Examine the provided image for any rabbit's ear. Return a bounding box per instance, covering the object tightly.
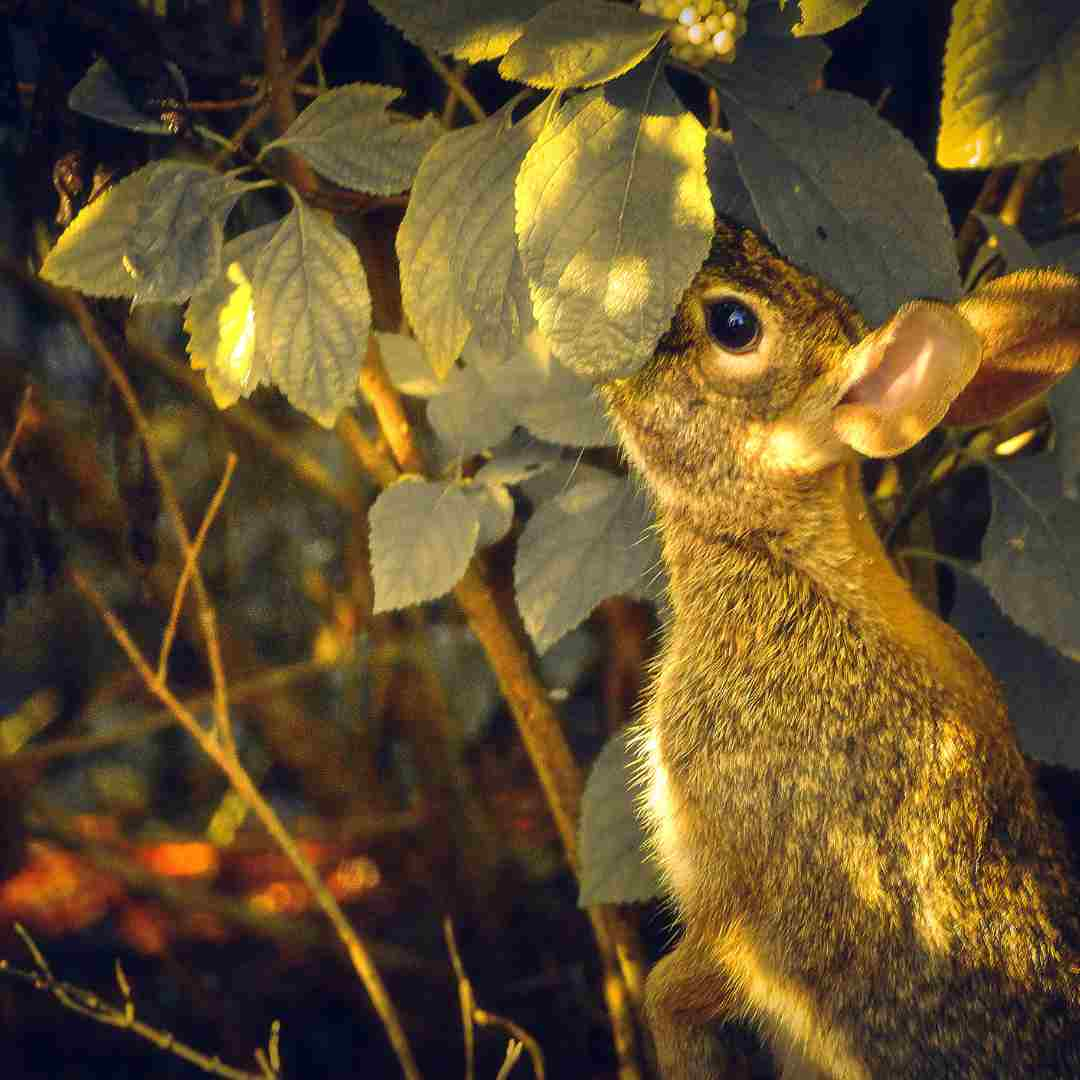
[831,301,981,458]
[943,269,1080,426]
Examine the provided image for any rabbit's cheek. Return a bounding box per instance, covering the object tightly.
[759,415,853,476]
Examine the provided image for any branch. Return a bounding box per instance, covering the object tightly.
[71,569,421,1080]
[3,926,279,1080]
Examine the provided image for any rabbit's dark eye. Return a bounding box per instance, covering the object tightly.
[706,299,760,353]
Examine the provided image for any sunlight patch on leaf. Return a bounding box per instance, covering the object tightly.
[448,103,545,363]
[377,332,442,398]
[368,0,545,61]
[938,1,1080,169]
[264,83,442,194]
[515,61,713,380]
[499,0,667,90]
[253,202,372,427]
[185,224,277,410]
[785,0,869,37]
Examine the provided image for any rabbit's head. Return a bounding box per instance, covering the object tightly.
[605,220,1080,540]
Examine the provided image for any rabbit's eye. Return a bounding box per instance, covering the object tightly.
[706,299,760,353]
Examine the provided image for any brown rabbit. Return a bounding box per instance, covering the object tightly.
[602,220,1080,1078]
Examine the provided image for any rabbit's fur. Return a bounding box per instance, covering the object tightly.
[603,221,1080,1078]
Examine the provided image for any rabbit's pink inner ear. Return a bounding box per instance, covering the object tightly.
[831,302,981,458]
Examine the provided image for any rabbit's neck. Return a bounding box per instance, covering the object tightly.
[655,462,993,737]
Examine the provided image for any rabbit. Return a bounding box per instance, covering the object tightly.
[601,219,1080,1079]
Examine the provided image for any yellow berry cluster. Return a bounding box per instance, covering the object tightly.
[640,1,750,66]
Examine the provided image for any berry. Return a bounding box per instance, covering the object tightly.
[648,0,750,68]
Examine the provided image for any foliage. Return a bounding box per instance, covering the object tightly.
[5,0,1080,1076]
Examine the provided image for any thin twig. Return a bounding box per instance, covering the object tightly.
[474,1010,545,1080]
[129,336,362,513]
[57,291,232,744]
[70,570,421,1080]
[444,919,477,1080]
[4,926,278,1080]
[13,659,327,767]
[444,918,545,1080]
[424,49,487,124]
[159,453,237,686]
[348,334,646,1077]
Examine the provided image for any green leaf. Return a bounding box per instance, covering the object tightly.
[426,361,517,456]
[499,0,666,90]
[126,163,248,303]
[470,329,614,447]
[368,0,545,61]
[252,201,372,427]
[474,441,562,485]
[705,132,760,232]
[264,83,442,194]
[725,90,960,326]
[514,471,658,653]
[369,477,479,612]
[462,480,515,547]
[950,576,1080,768]
[68,59,176,135]
[41,168,152,297]
[516,61,713,380]
[939,0,1080,169]
[786,0,869,36]
[579,728,661,907]
[447,104,545,362]
[706,4,830,106]
[975,457,1080,658]
[41,162,247,303]
[185,224,277,410]
[396,121,490,377]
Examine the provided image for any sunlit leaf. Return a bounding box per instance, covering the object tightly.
[725,90,960,325]
[125,163,249,303]
[939,0,1080,169]
[516,61,713,380]
[253,201,372,427]
[41,168,152,297]
[368,0,545,61]
[499,0,666,89]
[474,440,562,485]
[41,162,247,303]
[369,477,479,612]
[377,332,442,397]
[185,224,277,409]
[448,103,544,362]
[784,0,869,36]
[265,83,442,194]
[397,121,491,377]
